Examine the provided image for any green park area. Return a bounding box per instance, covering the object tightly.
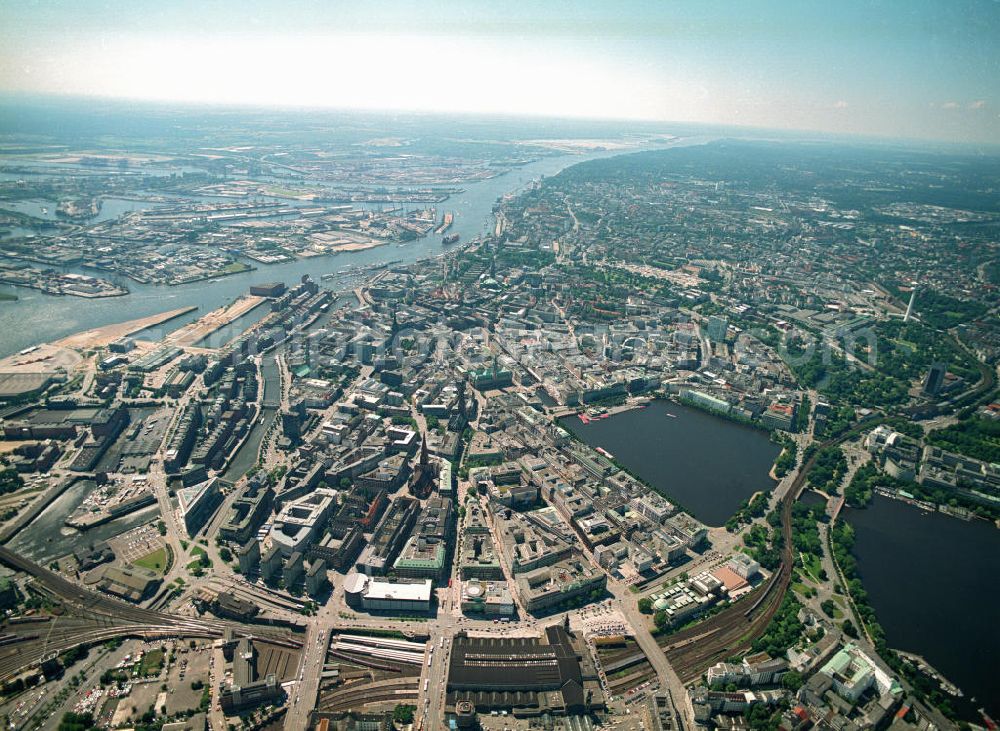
[133,546,170,576]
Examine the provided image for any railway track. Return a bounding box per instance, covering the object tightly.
[0,624,216,672]
[659,420,877,682]
[319,680,419,713]
[0,545,302,681]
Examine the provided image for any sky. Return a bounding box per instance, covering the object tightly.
[1,0,998,143]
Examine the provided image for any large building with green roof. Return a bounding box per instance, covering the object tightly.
[820,643,902,703]
[393,536,447,579]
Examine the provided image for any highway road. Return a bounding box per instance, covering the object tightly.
[284,624,330,731]
[607,580,696,727]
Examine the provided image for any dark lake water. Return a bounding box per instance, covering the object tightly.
[846,497,1000,719]
[559,399,780,526]
[800,490,828,508]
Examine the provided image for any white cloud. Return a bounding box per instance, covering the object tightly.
[832,100,849,109]
[968,100,986,110]
[941,101,960,110]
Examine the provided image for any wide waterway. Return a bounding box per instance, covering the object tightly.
[845,497,1000,720]
[559,399,780,526]
[0,138,708,358]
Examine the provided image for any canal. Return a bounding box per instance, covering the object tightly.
[7,479,159,565]
[9,343,285,562]
[845,497,1000,720]
[222,354,281,483]
[559,399,780,526]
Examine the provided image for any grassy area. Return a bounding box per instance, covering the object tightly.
[791,581,817,599]
[786,319,979,410]
[800,552,823,583]
[186,546,211,577]
[140,649,164,677]
[926,416,1000,463]
[133,547,169,575]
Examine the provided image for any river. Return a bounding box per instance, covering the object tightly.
[0,137,708,357]
[559,399,780,526]
[845,497,1000,720]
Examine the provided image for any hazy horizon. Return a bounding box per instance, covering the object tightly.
[4,93,998,154]
[1,1,998,145]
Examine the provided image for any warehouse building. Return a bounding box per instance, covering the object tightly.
[97,565,161,603]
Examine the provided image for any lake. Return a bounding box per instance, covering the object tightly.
[846,497,1000,720]
[559,399,780,526]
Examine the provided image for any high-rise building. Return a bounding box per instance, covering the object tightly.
[306,559,327,596]
[237,539,260,575]
[261,544,282,582]
[281,409,302,443]
[922,362,946,396]
[706,315,728,342]
[904,288,917,323]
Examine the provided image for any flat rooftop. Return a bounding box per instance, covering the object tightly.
[365,577,433,602]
